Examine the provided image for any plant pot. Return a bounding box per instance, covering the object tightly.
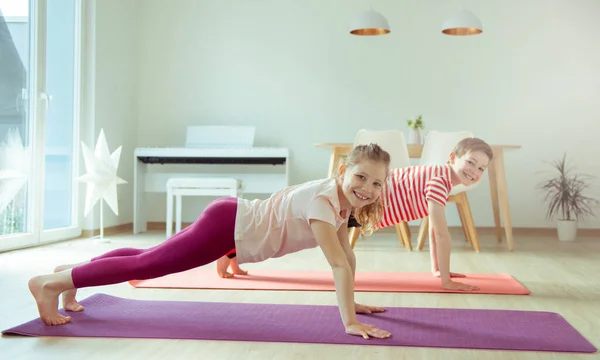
[409,128,422,144]
[556,219,577,241]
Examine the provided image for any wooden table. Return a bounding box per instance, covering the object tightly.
[315,142,521,251]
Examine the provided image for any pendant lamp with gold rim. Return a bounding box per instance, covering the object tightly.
[442,8,482,36]
[349,7,390,36]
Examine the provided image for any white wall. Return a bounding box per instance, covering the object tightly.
[81,0,139,230]
[95,0,600,229]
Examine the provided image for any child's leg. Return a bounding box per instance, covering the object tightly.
[29,197,238,325]
[216,249,242,278]
[53,261,88,312]
[55,221,197,311]
[72,197,237,286]
[90,223,195,261]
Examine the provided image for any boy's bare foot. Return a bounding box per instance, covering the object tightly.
[232,267,248,275]
[230,258,248,275]
[54,264,84,312]
[218,271,234,278]
[216,256,234,278]
[28,275,71,325]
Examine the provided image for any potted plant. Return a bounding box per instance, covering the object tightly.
[406,115,424,144]
[536,153,599,241]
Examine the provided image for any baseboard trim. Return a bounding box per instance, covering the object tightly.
[379,225,600,237]
[78,222,600,238]
[80,223,134,238]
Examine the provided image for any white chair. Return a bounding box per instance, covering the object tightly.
[416,130,481,251]
[350,129,413,250]
[166,178,240,238]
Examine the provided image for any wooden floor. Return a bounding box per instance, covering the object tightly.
[0,230,598,359]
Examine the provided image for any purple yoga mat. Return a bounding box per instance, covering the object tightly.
[2,294,596,353]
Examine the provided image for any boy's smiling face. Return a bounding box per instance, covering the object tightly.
[448,150,490,186]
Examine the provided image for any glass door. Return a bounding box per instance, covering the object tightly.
[0,0,38,250]
[39,0,81,243]
[0,0,82,251]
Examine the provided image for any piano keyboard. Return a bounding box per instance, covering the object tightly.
[135,146,288,158]
[135,147,289,165]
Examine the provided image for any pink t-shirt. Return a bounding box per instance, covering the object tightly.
[379,164,453,228]
[234,178,349,264]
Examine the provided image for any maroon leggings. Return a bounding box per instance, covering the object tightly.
[71,197,237,288]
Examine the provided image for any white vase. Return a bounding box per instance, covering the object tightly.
[409,128,422,144]
[556,219,577,241]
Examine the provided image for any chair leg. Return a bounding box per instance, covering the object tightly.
[166,189,173,238]
[456,193,480,252]
[349,227,360,249]
[175,194,182,233]
[401,221,412,250]
[456,202,471,243]
[395,222,412,251]
[417,216,429,251]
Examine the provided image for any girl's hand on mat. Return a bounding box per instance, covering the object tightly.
[433,270,466,278]
[443,280,479,291]
[355,303,386,314]
[345,322,391,339]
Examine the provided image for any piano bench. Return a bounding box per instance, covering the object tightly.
[165,177,240,238]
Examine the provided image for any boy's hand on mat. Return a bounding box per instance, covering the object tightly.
[442,280,479,291]
[355,303,386,314]
[345,322,391,340]
[433,270,465,278]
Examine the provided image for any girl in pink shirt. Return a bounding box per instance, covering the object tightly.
[28,144,392,340]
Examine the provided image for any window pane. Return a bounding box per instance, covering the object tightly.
[43,0,76,230]
[0,2,32,236]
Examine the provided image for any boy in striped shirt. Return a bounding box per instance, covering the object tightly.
[351,137,494,291]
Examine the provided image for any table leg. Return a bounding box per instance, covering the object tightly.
[487,156,503,243]
[417,216,429,251]
[133,158,147,234]
[328,149,337,178]
[493,150,515,251]
[458,193,480,252]
[328,147,352,178]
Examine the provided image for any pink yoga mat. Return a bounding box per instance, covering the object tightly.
[129,268,530,295]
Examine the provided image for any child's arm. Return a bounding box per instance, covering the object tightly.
[310,219,390,339]
[336,221,356,280]
[337,223,386,315]
[430,229,465,278]
[428,200,479,291]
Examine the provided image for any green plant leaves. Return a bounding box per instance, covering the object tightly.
[536,153,599,222]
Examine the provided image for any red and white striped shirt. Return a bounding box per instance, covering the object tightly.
[378,164,453,228]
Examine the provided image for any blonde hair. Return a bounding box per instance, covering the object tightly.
[334,143,391,236]
[453,137,494,162]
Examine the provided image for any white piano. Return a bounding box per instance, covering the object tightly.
[133,126,289,234]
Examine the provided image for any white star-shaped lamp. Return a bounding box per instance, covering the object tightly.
[76,129,127,237]
[0,128,30,216]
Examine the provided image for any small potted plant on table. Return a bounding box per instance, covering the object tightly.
[406,115,424,144]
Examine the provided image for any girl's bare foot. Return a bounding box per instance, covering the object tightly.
[54,264,85,312]
[28,274,71,325]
